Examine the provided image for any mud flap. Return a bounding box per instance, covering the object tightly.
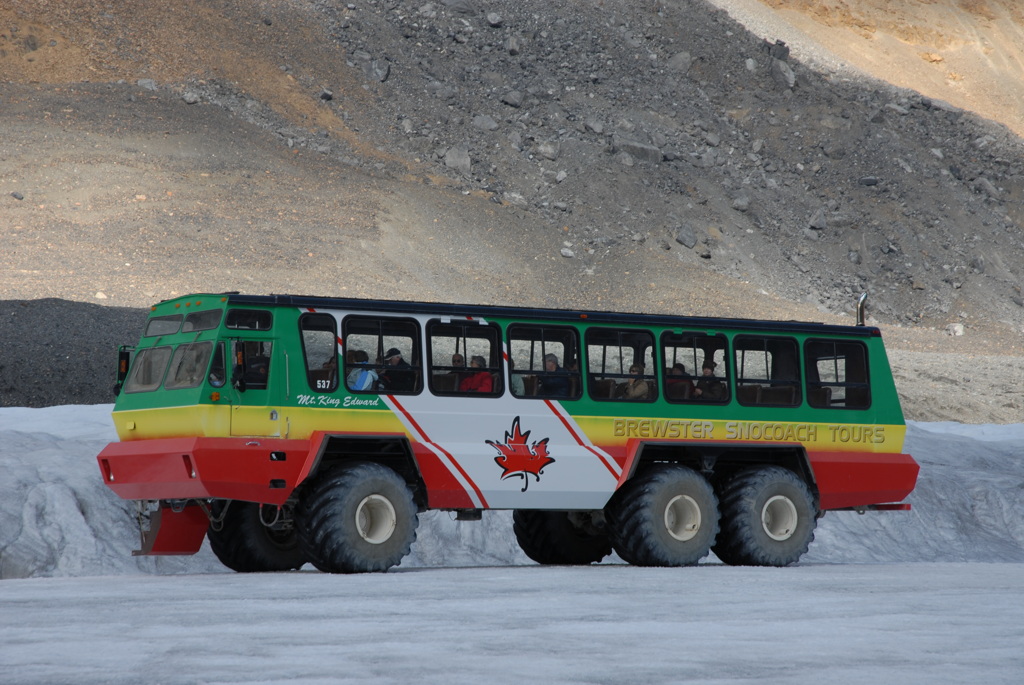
[134,503,209,556]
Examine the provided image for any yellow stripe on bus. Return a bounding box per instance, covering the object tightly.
[574,416,907,453]
[114,405,905,454]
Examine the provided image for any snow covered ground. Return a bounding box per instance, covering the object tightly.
[1,405,1023,684]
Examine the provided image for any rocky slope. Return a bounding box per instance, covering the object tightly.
[1,0,1023,421]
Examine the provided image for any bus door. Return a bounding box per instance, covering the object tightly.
[227,338,282,437]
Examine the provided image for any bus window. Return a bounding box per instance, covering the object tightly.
[123,346,172,393]
[343,317,422,394]
[427,320,502,396]
[232,341,272,390]
[300,314,339,392]
[209,342,226,388]
[734,336,801,406]
[226,309,273,331]
[507,324,581,399]
[164,342,214,390]
[585,328,655,401]
[182,309,223,333]
[144,315,182,337]
[805,339,870,409]
[661,333,729,403]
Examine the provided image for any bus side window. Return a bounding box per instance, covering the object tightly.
[734,336,801,407]
[507,324,581,400]
[661,332,729,403]
[300,313,339,393]
[427,319,503,396]
[805,339,870,409]
[585,327,656,401]
[342,316,422,394]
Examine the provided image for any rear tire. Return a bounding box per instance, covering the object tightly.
[713,466,817,567]
[207,501,306,573]
[296,462,418,574]
[605,465,719,566]
[512,510,612,565]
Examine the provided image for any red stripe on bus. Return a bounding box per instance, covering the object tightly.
[543,399,620,478]
[387,396,489,508]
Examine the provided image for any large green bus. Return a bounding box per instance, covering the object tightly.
[97,293,918,572]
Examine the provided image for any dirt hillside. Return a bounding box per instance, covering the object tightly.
[1,0,1023,422]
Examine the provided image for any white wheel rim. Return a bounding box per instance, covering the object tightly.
[761,495,799,541]
[664,494,702,542]
[355,494,397,545]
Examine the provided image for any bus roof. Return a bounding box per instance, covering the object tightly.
[199,293,882,339]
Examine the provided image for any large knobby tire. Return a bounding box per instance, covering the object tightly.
[713,466,817,567]
[296,462,418,574]
[512,510,612,565]
[605,465,719,567]
[207,501,306,573]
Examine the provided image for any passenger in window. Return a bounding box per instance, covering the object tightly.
[694,360,725,400]
[459,355,493,393]
[448,353,469,384]
[667,363,695,389]
[346,350,377,391]
[618,364,650,400]
[379,347,415,392]
[538,353,570,397]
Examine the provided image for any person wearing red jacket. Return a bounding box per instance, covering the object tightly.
[459,355,493,393]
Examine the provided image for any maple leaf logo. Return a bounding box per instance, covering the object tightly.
[487,416,554,492]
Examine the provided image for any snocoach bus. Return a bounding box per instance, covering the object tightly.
[97,293,919,573]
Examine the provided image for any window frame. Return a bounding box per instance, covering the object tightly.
[123,346,173,393]
[299,313,340,393]
[426,319,503,397]
[163,341,215,390]
[506,323,581,400]
[342,315,423,395]
[733,335,802,407]
[226,309,273,331]
[181,309,223,333]
[144,315,183,338]
[660,331,730,404]
[584,326,657,402]
[804,338,871,410]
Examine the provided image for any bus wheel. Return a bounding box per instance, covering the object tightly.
[605,465,719,566]
[713,466,817,567]
[513,510,612,565]
[296,462,418,574]
[207,501,306,572]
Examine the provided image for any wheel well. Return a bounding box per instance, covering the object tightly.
[307,435,428,510]
[633,443,819,503]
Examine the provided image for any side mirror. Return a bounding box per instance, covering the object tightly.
[113,346,133,397]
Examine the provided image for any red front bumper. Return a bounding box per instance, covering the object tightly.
[97,436,315,506]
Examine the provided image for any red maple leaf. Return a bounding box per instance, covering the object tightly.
[487,416,554,492]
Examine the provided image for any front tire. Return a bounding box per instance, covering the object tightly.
[513,510,612,565]
[296,462,418,574]
[713,466,817,567]
[605,465,719,566]
[207,501,306,573]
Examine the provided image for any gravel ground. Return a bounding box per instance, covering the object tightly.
[2,0,1023,423]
